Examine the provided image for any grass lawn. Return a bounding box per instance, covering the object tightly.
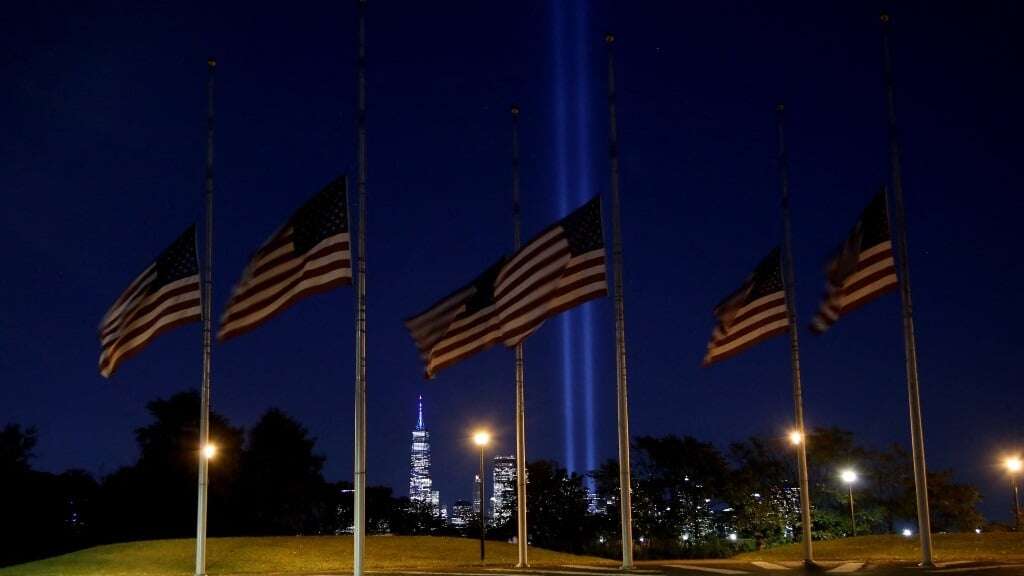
[735,532,1024,563]
[0,535,614,576]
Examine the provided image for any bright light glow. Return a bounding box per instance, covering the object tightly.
[789,430,803,445]
[975,528,982,534]
[902,528,913,537]
[202,444,217,460]
[840,469,858,484]
[1005,456,1023,473]
[728,533,738,542]
[473,431,491,447]
[682,533,690,541]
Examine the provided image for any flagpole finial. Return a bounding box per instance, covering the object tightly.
[207,58,216,68]
[605,32,615,45]
[511,104,520,116]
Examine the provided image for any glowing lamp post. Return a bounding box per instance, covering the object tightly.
[1005,456,1023,530]
[788,430,803,446]
[473,430,491,562]
[202,443,217,460]
[840,469,858,536]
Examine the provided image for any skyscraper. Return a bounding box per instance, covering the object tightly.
[409,395,440,513]
[491,455,516,526]
[472,474,482,516]
[450,499,473,528]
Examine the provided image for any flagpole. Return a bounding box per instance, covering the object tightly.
[194,57,215,576]
[881,13,933,567]
[353,1,368,575]
[604,33,633,570]
[775,104,814,566]
[509,104,530,567]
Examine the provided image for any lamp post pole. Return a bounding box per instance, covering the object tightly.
[473,431,490,563]
[841,470,858,538]
[848,484,856,537]
[1011,472,1022,531]
[479,445,486,562]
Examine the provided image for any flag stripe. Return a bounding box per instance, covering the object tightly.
[101,278,200,346]
[424,307,499,358]
[498,229,606,347]
[100,266,156,328]
[500,275,608,343]
[703,321,789,365]
[100,286,200,360]
[500,254,606,334]
[703,248,788,366]
[222,236,350,322]
[98,226,200,378]
[810,193,897,333]
[405,197,607,377]
[219,179,351,341]
[100,295,201,375]
[219,258,352,339]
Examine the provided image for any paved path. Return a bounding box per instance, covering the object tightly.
[347,561,1024,576]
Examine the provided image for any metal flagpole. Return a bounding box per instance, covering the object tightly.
[195,57,215,576]
[881,13,933,567]
[510,104,529,568]
[604,33,633,570]
[775,104,814,566]
[353,1,368,575]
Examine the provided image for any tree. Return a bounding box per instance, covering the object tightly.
[97,390,244,540]
[525,460,593,553]
[727,436,800,548]
[0,425,102,567]
[927,470,984,532]
[634,435,729,546]
[237,408,327,534]
[590,458,625,552]
[0,423,36,476]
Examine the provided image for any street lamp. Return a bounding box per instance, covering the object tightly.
[840,469,858,537]
[473,430,491,562]
[788,430,803,446]
[1004,456,1022,530]
[202,443,217,460]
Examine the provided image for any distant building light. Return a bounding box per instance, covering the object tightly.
[975,528,982,534]
[682,533,690,541]
[901,528,913,537]
[728,533,738,542]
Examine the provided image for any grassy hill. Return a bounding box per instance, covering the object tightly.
[0,535,613,576]
[735,532,1024,563]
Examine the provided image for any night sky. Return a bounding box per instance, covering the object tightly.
[3,1,1022,524]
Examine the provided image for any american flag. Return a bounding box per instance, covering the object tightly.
[219,177,351,341]
[495,196,608,346]
[810,190,898,333]
[99,225,201,377]
[703,247,789,366]
[404,258,505,378]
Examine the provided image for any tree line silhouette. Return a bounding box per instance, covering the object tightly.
[0,389,985,567]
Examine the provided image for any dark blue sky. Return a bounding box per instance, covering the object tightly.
[3,1,1022,523]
